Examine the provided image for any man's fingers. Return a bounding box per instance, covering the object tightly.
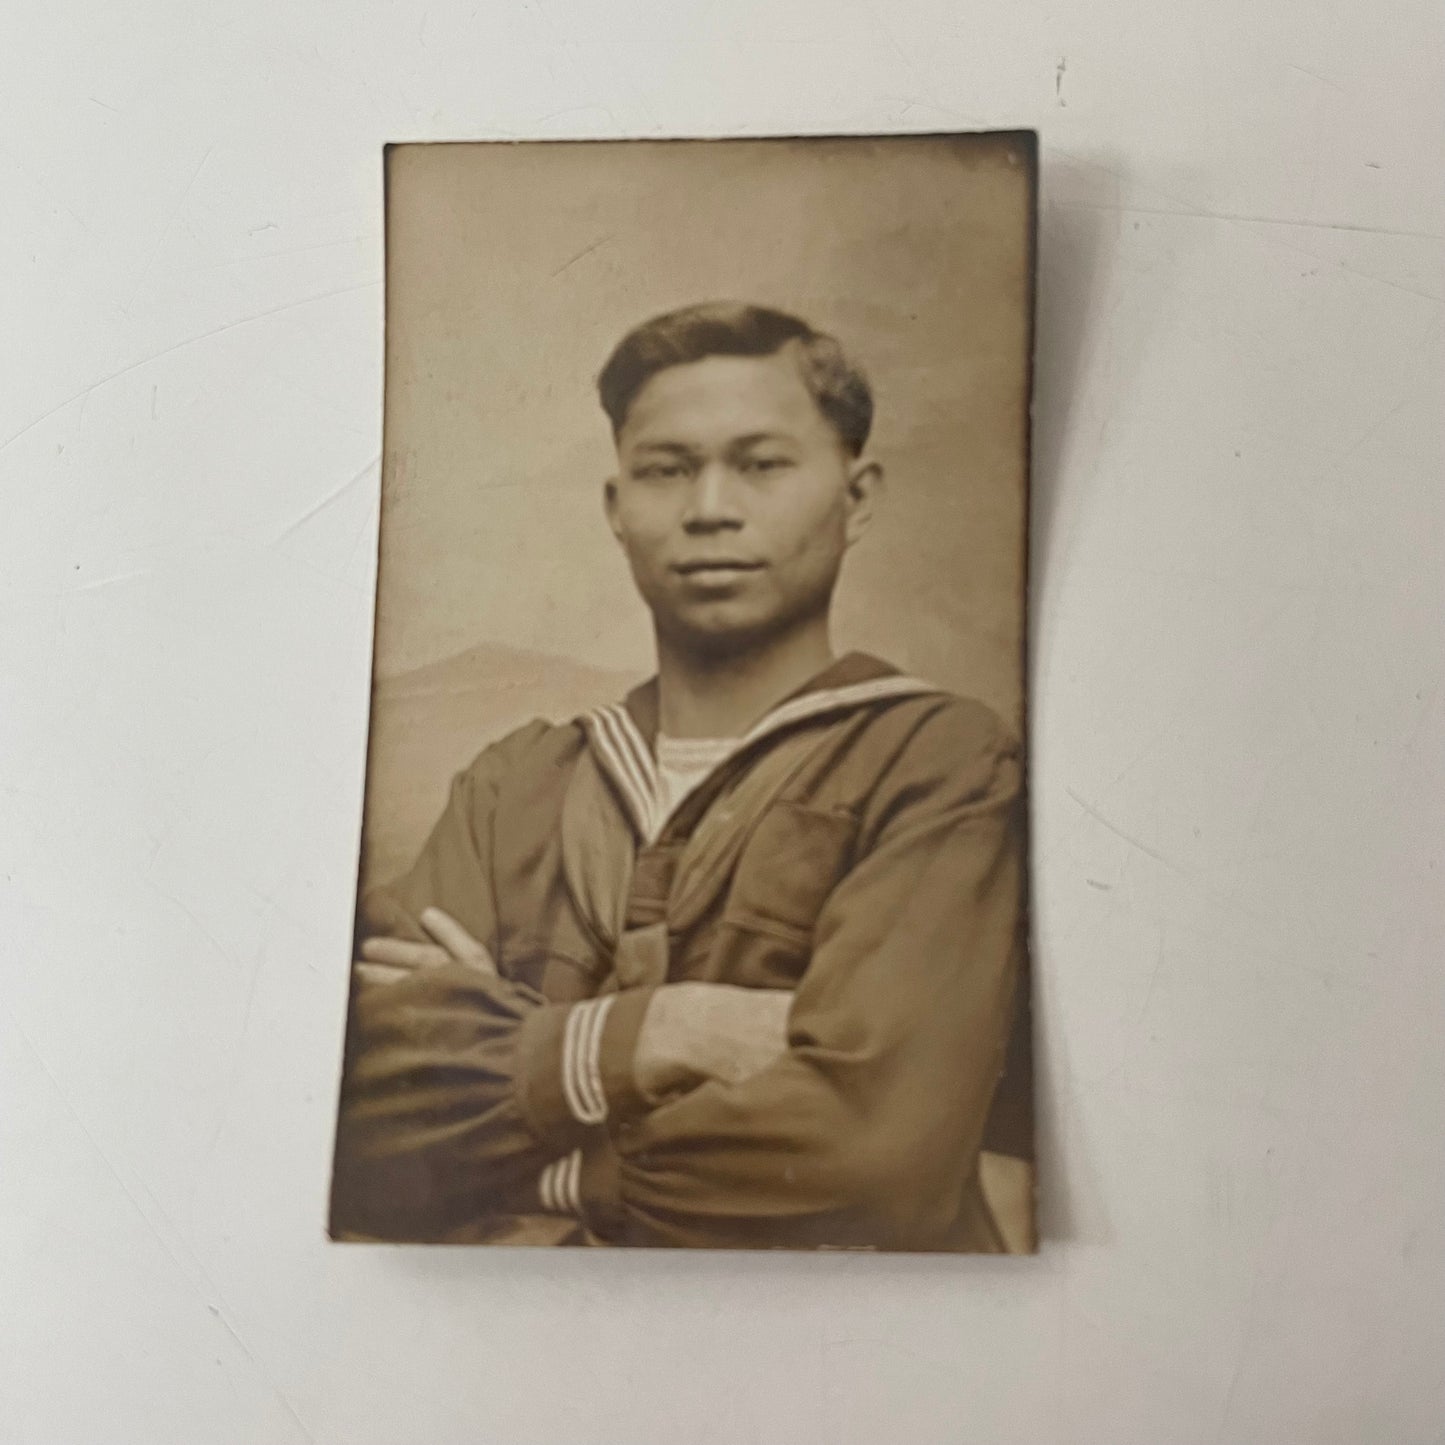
[359,937,449,969]
[358,914,499,976]
[419,908,498,975]
[354,961,414,987]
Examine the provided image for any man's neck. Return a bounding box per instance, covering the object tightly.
[655,621,836,739]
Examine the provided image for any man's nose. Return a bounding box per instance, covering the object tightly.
[682,463,744,531]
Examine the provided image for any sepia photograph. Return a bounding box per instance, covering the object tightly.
[12,3,1443,1434]
[329,132,1038,1252]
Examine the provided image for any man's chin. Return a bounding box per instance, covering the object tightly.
[658,609,778,659]
[647,579,837,662]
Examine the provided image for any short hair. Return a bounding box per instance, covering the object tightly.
[597,302,873,456]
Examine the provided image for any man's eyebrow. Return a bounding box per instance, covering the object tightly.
[625,433,798,457]
[627,440,697,456]
[729,431,797,450]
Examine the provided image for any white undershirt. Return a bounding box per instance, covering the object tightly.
[652,734,738,840]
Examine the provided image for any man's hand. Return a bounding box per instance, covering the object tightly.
[355,908,497,986]
[634,982,793,1102]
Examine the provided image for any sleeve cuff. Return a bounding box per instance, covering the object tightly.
[537,1148,583,1215]
[577,1132,627,1241]
[594,983,657,1121]
[514,987,658,1147]
[513,1002,582,1147]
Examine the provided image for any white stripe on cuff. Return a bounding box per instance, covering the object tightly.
[582,994,614,1122]
[561,996,615,1126]
[538,1149,583,1216]
[560,1001,594,1123]
[565,1147,582,1214]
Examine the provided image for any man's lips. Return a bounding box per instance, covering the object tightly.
[672,559,764,575]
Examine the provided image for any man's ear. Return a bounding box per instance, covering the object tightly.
[603,476,624,543]
[843,459,883,547]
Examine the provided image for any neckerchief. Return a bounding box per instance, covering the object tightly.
[560,655,940,988]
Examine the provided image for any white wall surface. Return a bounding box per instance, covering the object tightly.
[1,3,1441,1443]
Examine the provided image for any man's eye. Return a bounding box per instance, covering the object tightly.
[740,456,792,474]
[634,463,685,480]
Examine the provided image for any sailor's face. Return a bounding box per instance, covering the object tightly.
[605,350,876,654]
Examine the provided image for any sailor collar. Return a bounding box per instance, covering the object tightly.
[578,653,938,843]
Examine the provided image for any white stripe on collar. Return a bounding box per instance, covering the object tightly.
[737,675,941,751]
[583,673,939,842]
[583,704,659,838]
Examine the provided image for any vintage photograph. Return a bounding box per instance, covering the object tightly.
[329,133,1037,1252]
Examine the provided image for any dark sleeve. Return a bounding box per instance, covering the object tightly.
[353,730,520,951]
[330,724,656,1240]
[578,705,1026,1252]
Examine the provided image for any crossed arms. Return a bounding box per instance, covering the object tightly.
[359,907,793,1102]
[331,706,1024,1251]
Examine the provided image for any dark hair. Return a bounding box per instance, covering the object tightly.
[597,301,873,456]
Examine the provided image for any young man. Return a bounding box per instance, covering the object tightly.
[330,302,1028,1251]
